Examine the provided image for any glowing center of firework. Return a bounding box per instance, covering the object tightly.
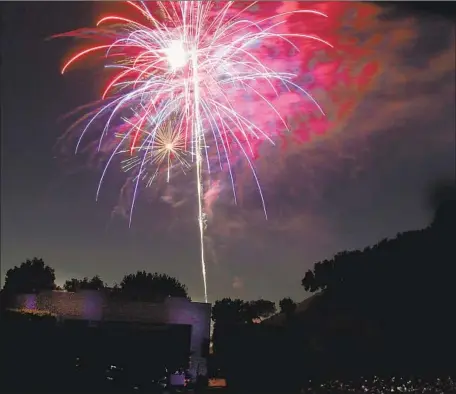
[165,143,173,150]
[164,40,187,70]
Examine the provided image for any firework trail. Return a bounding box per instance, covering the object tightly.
[57,1,332,302]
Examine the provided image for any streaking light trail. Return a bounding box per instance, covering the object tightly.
[57,1,332,302]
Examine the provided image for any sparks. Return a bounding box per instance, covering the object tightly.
[57,1,332,303]
[119,114,189,185]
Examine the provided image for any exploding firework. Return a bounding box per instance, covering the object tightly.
[118,113,190,186]
[57,1,332,302]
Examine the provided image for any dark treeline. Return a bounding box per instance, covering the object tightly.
[1,265,190,304]
[210,192,456,392]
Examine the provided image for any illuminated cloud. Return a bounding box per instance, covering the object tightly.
[202,3,455,301]
[232,276,244,290]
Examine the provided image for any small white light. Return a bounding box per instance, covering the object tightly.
[165,40,187,70]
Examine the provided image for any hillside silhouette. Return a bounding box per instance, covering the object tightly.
[212,189,456,391]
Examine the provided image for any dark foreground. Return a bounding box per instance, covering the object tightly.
[2,311,455,394]
[218,376,456,394]
[303,376,456,393]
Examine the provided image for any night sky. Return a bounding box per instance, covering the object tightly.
[1,2,454,303]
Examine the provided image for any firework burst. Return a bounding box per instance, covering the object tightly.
[58,1,332,302]
[119,113,189,186]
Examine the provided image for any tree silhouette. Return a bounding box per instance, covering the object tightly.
[211,297,276,370]
[63,278,79,292]
[212,298,249,324]
[87,275,104,290]
[0,289,10,312]
[211,298,284,390]
[301,183,456,298]
[297,187,456,377]
[63,275,105,292]
[211,298,248,363]
[428,180,456,233]
[246,299,276,321]
[279,297,297,317]
[117,271,189,302]
[3,258,55,294]
[212,298,276,325]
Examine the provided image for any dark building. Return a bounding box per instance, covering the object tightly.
[10,290,211,381]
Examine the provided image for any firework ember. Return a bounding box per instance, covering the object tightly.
[58,1,334,302]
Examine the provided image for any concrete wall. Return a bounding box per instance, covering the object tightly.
[14,290,104,320]
[102,298,166,323]
[164,297,211,377]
